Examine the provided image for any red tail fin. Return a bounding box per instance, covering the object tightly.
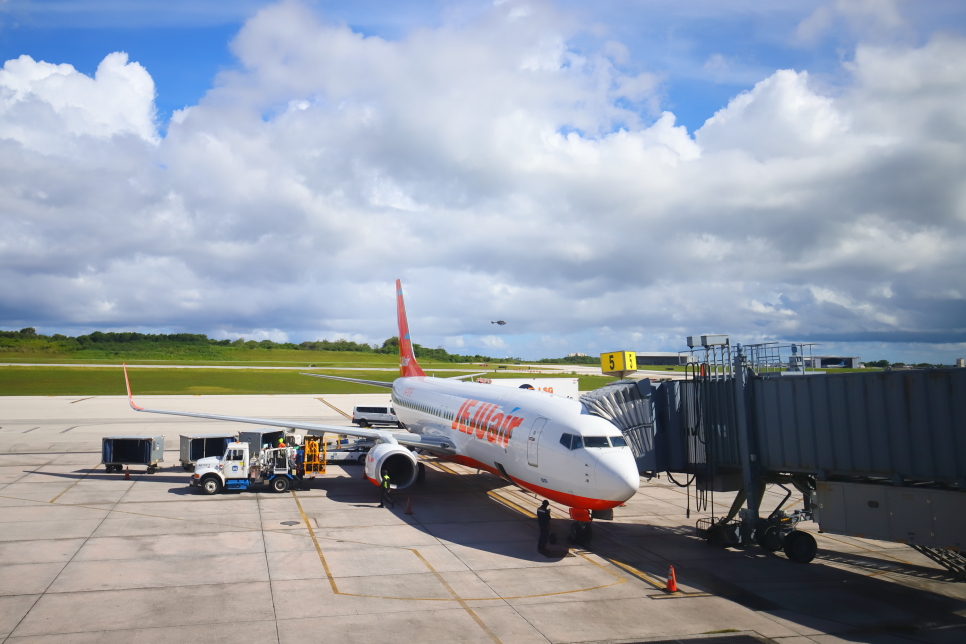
[396,280,426,377]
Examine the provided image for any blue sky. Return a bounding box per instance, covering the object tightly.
[1,1,965,363]
[7,1,959,131]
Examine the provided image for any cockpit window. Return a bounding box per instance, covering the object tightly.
[609,436,628,447]
[583,436,610,448]
[559,433,583,450]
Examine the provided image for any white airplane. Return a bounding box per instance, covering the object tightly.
[123,280,639,539]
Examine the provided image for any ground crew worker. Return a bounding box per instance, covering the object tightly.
[378,471,393,508]
[536,500,551,553]
[277,437,286,448]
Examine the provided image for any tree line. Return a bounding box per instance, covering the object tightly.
[0,327,516,363]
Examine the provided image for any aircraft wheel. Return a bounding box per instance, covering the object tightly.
[756,525,783,552]
[272,477,291,493]
[783,530,817,563]
[201,477,222,495]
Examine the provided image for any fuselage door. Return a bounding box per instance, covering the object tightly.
[527,417,548,467]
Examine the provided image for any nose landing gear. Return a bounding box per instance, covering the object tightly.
[567,508,593,546]
[569,521,593,546]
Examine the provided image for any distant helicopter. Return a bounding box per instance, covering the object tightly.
[491,320,506,325]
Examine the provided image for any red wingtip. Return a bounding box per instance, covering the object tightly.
[123,364,144,411]
[396,280,425,378]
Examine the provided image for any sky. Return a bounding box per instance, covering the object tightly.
[1,0,965,364]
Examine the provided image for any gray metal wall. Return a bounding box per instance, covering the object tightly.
[752,369,966,484]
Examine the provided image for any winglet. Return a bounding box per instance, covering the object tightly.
[396,279,426,378]
[123,364,144,411]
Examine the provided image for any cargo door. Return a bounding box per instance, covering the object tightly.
[527,418,548,467]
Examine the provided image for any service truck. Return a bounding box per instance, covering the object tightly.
[190,441,299,495]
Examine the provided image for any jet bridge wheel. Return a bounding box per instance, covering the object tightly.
[782,530,817,563]
[755,525,784,552]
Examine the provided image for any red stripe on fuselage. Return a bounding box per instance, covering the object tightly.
[436,454,622,512]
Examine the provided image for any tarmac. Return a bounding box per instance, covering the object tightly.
[0,394,964,644]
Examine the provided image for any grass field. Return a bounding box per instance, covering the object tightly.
[0,366,616,396]
[0,348,472,368]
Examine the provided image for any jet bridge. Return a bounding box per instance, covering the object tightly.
[582,341,966,575]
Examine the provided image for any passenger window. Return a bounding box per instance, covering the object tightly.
[583,436,609,448]
[609,436,628,447]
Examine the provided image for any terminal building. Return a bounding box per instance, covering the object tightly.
[804,355,861,369]
[635,351,697,366]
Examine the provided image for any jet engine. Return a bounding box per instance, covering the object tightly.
[365,442,419,488]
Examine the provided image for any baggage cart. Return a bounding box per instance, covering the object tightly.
[102,435,164,474]
[179,433,236,472]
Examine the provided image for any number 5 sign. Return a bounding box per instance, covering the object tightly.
[599,351,638,378]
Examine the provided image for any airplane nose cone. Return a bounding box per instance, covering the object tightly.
[595,451,640,501]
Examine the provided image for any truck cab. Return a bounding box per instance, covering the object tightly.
[191,441,297,495]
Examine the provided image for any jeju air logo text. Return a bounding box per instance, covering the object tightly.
[451,399,524,447]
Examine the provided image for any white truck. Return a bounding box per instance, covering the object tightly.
[189,442,299,495]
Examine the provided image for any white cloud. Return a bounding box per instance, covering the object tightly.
[1,1,965,362]
[0,52,158,154]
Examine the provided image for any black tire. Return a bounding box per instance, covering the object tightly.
[272,477,291,493]
[201,477,222,495]
[756,525,783,552]
[569,523,581,543]
[416,462,426,483]
[783,530,817,563]
[359,420,370,428]
[183,464,194,472]
[147,466,157,474]
[357,455,366,465]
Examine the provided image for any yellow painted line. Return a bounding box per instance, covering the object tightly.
[606,558,668,590]
[649,592,713,599]
[49,464,99,503]
[411,549,503,644]
[487,490,536,518]
[431,461,460,476]
[316,397,351,419]
[69,397,95,404]
[809,530,915,566]
[291,490,625,602]
[292,490,340,594]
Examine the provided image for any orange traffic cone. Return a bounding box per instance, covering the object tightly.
[666,565,678,592]
[124,466,131,481]
[405,498,413,515]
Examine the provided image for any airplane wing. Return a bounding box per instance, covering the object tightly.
[299,372,394,389]
[123,365,456,456]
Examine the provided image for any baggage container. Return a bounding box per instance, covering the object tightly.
[179,433,236,472]
[238,429,291,458]
[102,435,164,474]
